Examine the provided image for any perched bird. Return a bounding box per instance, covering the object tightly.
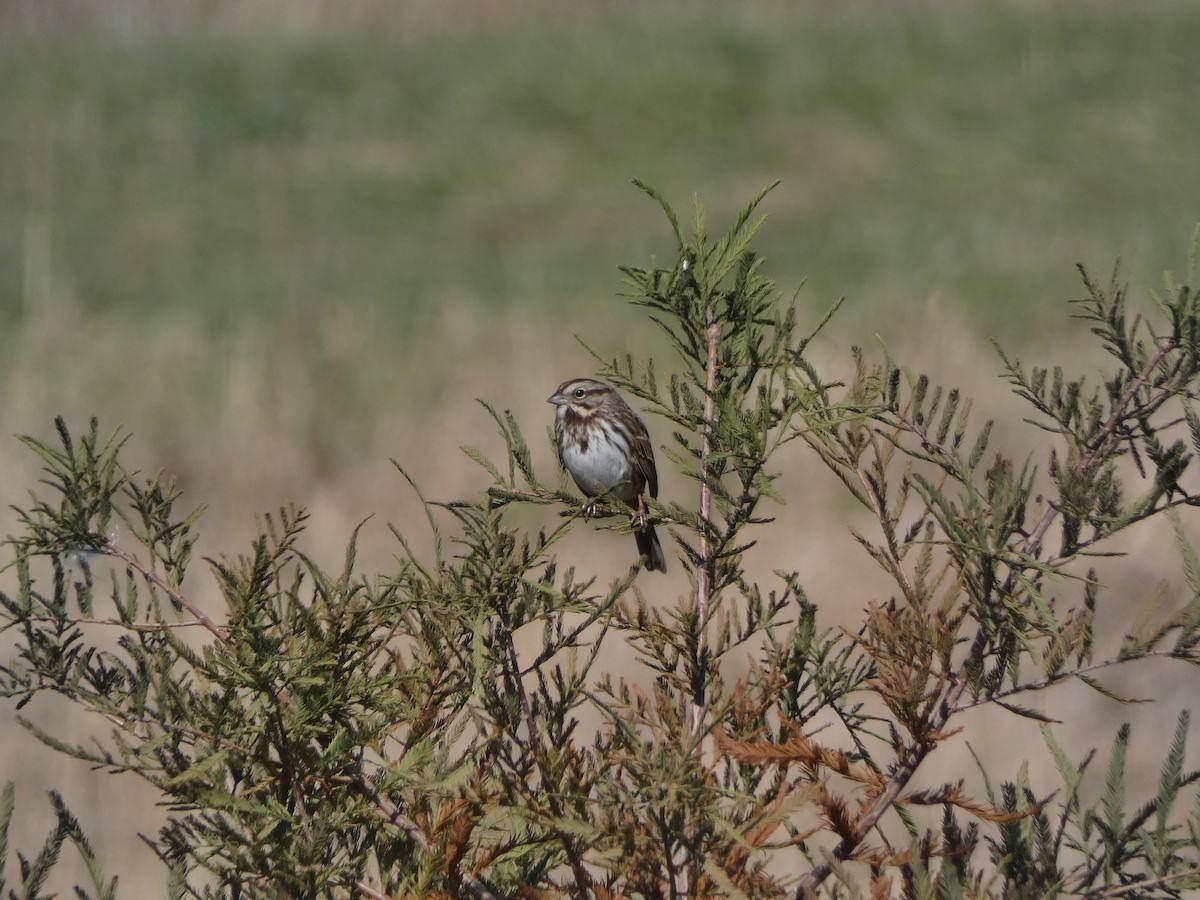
[548,378,667,572]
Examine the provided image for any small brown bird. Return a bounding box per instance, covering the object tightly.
[548,378,667,572]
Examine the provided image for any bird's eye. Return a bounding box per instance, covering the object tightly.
[574,388,586,398]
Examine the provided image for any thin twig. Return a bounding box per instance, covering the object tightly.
[1022,338,1177,560]
[105,541,230,644]
[354,880,391,900]
[947,651,1199,714]
[1043,492,1200,566]
[23,615,205,630]
[1081,865,1200,898]
[853,427,924,604]
[488,486,681,525]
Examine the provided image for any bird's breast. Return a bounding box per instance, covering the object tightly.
[560,427,638,502]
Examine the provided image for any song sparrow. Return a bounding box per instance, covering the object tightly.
[548,378,667,572]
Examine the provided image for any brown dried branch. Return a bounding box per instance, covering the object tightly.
[715,724,885,789]
[343,772,499,900]
[817,786,858,844]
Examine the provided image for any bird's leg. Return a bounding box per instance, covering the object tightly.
[633,494,649,530]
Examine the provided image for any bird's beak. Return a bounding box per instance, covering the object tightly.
[548,391,566,406]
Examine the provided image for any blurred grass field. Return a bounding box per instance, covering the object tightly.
[2,0,1200,892]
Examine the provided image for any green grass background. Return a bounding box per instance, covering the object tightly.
[2,0,1199,891]
[4,1,1198,461]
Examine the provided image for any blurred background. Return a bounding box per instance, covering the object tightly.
[2,0,1199,892]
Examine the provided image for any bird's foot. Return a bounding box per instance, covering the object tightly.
[632,496,649,530]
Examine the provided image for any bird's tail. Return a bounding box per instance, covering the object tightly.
[636,524,667,573]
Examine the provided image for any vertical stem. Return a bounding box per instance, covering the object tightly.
[692,304,720,735]
[678,301,720,897]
